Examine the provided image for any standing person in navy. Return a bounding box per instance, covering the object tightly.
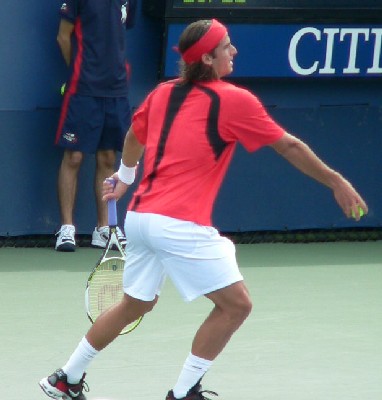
[54,0,137,252]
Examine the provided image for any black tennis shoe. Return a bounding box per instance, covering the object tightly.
[39,368,89,400]
[166,383,218,400]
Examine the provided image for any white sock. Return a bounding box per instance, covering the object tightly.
[173,353,213,399]
[62,337,99,384]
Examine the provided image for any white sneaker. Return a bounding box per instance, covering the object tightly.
[91,226,127,248]
[55,224,76,252]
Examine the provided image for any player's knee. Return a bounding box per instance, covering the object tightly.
[124,294,157,316]
[234,295,252,322]
[223,292,252,326]
[143,296,159,314]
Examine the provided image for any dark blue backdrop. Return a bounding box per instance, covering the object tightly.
[164,23,382,78]
[0,1,380,236]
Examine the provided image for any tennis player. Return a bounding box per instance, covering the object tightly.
[39,19,368,400]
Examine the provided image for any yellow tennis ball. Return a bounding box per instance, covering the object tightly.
[351,206,364,219]
[61,83,66,96]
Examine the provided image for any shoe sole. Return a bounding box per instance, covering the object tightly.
[39,378,68,399]
[56,244,76,252]
[91,240,107,249]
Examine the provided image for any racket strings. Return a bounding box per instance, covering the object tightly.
[87,258,125,319]
[97,282,123,313]
[85,202,142,335]
[86,253,143,334]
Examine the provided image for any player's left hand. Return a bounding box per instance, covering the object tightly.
[332,178,368,221]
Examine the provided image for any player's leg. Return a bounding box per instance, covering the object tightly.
[147,216,251,399]
[194,281,252,359]
[40,211,164,400]
[55,150,84,251]
[39,295,157,400]
[167,282,252,400]
[88,293,158,348]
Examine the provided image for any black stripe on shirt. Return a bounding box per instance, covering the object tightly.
[195,84,228,161]
[131,82,193,210]
[131,82,228,210]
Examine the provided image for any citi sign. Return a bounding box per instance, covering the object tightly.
[289,27,382,76]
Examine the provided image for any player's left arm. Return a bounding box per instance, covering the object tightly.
[269,132,368,220]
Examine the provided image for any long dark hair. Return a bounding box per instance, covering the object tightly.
[177,20,219,83]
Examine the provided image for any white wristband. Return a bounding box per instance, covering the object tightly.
[117,161,136,185]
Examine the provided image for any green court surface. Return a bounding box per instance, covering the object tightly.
[0,241,381,400]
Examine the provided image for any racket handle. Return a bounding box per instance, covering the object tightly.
[108,199,117,226]
[106,178,118,227]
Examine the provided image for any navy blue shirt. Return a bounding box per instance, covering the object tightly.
[59,0,137,97]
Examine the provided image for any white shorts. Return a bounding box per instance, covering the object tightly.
[123,212,243,302]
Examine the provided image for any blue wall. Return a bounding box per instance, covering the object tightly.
[0,0,161,236]
[0,1,381,236]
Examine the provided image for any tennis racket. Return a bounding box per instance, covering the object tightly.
[85,180,142,335]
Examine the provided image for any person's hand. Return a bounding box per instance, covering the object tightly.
[332,177,368,221]
[102,173,129,202]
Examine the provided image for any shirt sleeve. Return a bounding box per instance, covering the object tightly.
[59,0,78,23]
[131,90,154,145]
[221,87,285,152]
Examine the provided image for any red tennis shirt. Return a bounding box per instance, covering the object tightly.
[128,79,285,226]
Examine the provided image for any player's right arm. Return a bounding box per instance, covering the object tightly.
[57,19,74,66]
[121,127,145,168]
[103,127,144,201]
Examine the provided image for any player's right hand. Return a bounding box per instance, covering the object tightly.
[102,174,128,201]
